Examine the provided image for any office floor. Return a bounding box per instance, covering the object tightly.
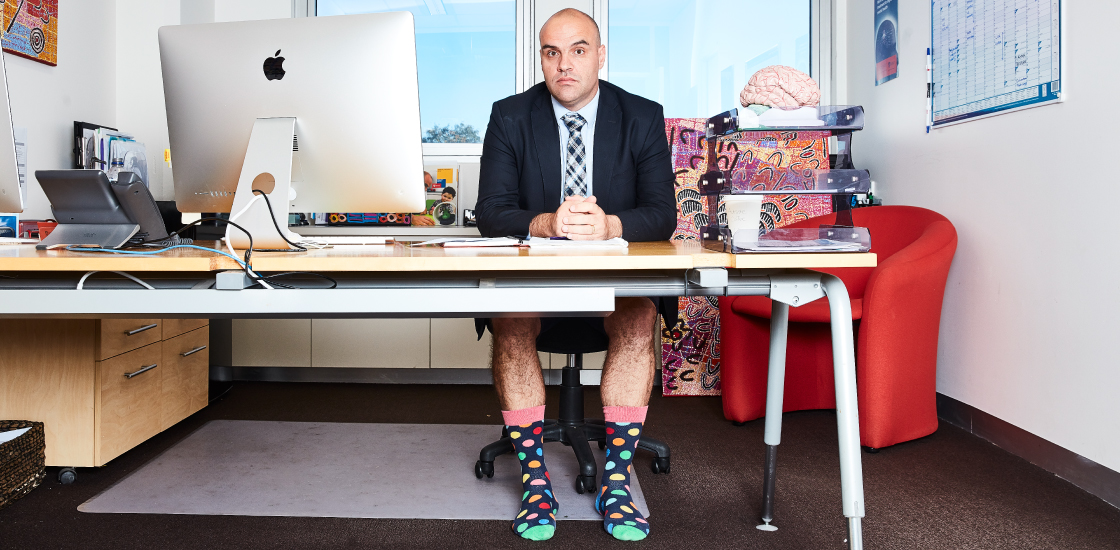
[1,382,1119,549]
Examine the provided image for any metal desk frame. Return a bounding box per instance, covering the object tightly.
[0,260,865,549]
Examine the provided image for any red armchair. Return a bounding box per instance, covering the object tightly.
[720,205,957,449]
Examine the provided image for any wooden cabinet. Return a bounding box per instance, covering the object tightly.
[0,319,210,467]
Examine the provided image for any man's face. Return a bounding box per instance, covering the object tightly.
[539,13,605,111]
[424,173,435,191]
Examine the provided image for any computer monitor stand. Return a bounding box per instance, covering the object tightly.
[227,117,301,250]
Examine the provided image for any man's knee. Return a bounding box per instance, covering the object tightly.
[491,317,541,341]
[605,298,658,340]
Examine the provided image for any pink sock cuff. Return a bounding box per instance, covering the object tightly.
[502,405,546,427]
[603,406,648,424]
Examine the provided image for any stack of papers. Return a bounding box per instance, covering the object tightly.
[417,237,629,249]
[416,237,522,248]
[735,237,863,253]
[525,237,628,248]
[0,237,39,245]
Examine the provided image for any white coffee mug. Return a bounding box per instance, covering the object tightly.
[723,194,764,243]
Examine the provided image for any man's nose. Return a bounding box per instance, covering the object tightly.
[556,54,572,72]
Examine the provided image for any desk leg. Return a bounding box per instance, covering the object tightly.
[757,300,789,532]
[821,274,865,550]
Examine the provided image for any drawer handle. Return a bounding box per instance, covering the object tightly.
[124,364,158,379]
[181,345,207,357]
[126,324,159,336]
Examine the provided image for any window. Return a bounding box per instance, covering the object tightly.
[316,0,517,144]
[607,1,811,118]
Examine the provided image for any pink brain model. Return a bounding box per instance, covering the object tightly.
[740,65,821,107]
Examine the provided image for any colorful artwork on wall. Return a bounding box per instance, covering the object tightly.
[660,118,832,396]
[3,0,58,67]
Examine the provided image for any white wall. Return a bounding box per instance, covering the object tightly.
[116,0,180,202]
[844,0,1120,472]
[7,0,117,219]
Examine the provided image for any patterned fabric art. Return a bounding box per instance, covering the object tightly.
[660,118,832,396]
[740,65,821,107]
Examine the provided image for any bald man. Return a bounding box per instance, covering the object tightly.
[475,8,675,542]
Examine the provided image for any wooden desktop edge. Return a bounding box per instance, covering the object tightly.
[0,240,876,272]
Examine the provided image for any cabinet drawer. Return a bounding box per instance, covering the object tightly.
[98,319,162,360]
[163,318,209,340]
[161,327,209,431]
[98,343,163,464]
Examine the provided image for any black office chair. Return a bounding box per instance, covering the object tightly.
[474,319,671,493]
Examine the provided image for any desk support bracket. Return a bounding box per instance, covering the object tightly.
[768,273,826,307]
[684,268,729,296]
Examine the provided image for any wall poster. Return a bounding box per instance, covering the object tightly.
[874,0,899,85]
[3,0,58,67]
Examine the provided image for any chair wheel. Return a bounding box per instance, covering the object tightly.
[475,460,494,479]
[58,467,77,485]
[731,421,747,427]
[575,475,595,494]
[863,446,880,454]
[651,457,670,474]
[597,440,606,450]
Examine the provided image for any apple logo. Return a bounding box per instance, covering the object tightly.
[263,50,285,81]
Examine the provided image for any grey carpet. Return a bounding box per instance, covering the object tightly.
[78,420,648,520]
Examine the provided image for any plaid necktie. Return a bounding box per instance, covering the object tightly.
[561,113,588,198]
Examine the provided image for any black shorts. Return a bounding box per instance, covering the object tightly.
[473,297,676,342]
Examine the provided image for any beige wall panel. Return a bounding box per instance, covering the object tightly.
[312,319,430,369]
[551,351,606,371]
[0,320,97,467]
[430,318,491,369]
[232,319,311,367]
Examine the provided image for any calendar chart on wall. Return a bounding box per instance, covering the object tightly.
[931,0,1061,127]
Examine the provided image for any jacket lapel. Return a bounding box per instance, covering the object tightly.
[592,83,620,207]
[531,90,562,214]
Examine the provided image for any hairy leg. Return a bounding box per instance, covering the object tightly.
[491,316,546,416]
[491,317,557,540]
[600,298,659,407]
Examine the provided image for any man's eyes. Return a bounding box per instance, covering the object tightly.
[575,48,585,55]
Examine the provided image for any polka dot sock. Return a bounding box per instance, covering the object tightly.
[505,415,557,541]
[596,406,650,541]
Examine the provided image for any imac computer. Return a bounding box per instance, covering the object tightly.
[158,12,425,248]
[0,52,23,215]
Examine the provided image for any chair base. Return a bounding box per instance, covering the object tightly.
[476,353,671,492]
[476,418,671,493]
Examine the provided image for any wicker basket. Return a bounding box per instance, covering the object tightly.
[0,420,46,511]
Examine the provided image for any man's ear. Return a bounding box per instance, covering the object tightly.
[598,44,606,70]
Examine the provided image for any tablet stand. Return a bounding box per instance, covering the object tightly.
[226,117,300,250]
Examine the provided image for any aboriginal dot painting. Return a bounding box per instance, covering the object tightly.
[660,118,832,396]
[2,0,58,67]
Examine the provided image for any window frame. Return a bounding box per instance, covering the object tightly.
[302,0,834,156]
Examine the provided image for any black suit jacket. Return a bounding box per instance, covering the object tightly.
[476,81,676,241]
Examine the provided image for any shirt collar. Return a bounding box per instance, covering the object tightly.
[551,88,600,130]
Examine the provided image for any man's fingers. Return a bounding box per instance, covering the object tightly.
[568,201,604,214]
[563,213,603,225]
[583,195,597,204]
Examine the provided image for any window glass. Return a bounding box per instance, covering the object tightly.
[317,0,516,143]
[608,1,810,118]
